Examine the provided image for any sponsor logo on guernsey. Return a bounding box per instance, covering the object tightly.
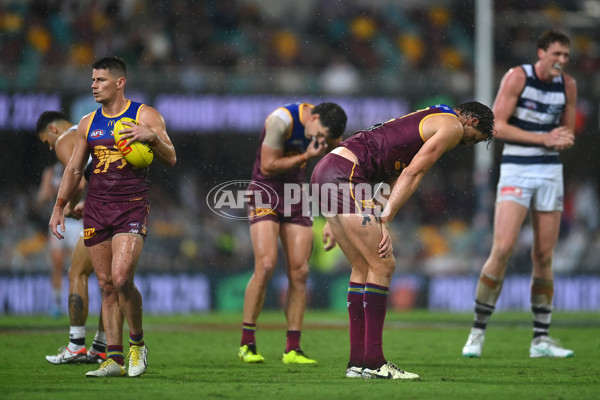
[84,228,96,239]
[547,104,562,116]
[500,186,523,197]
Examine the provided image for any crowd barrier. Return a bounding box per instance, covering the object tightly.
[1,273,599,315]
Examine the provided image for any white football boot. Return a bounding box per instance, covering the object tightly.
[462,328,485,358]
[530,336,574,358]
[127,345,148,377]
[361,362,420,380]
[45,345,88,364]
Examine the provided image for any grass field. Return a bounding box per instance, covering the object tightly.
[1,310,598,399]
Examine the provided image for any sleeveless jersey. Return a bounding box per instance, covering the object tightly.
[501,64,566,178]
[251,103,313,189]
[85,100,148,202]
[340,105,458,183]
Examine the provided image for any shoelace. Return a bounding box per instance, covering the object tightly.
[128,347,141,366]
[291,349,313,358]
[387,362,407,374]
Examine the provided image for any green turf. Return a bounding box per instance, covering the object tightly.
[1,311,598,399]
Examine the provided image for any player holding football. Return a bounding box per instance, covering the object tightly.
[37,111,107,365]
[311,102,494,379]
[49,56,176,377]
[239,102,347,364]
[461,30,576,359]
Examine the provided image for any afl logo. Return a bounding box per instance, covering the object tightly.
[90,129,104,138]
[523,100,537,110]
[206,180,279,221]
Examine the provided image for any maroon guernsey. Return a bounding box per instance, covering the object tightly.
[85,100,148,202]
[340,105,458,183]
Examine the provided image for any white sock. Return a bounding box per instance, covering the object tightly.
[68,326,86,351]
[93,330,107,345]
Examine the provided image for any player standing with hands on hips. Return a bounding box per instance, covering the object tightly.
[49,56,177,377]
[462,30,576,359]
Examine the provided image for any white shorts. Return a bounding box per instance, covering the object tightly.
[496,172,563,212]
[48,218,83,250]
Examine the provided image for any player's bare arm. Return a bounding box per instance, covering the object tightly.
[54,129,86,208]
[118,106,176,166]
[494,67,574,150]
[49,117,90,238]
[260,115,326,176]
[380,115,462,225]
[554,73,578,150]
[54,130,76,167]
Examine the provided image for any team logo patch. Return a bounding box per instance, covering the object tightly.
[127,222,146,235]
[500,186,523,197]
[84,228,96,239]
[360,199,376,209]
[249,207,276,218]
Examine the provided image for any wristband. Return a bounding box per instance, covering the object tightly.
[55,198,67,208]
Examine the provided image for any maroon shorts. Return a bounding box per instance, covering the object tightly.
[246,181,312,226]
[310,153,381,215]
[83,197,149,247]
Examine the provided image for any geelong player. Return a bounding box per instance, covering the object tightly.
[37,111,107,365]
[49,57,176,377]
[311,102,494,379]
[462,30,576,359]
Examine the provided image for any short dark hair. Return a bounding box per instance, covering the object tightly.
[455,101,495,142]
[92,56,127,78]
[35,111,69,135]
[537,30,570,51]
[312,102,347,139]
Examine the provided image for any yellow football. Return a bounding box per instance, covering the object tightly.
[113,117,154,168]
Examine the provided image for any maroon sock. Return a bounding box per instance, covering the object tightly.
[107,345,124,365]
[241,322,256,346]
[363,283,388,369]
[129,330,144,347]
[347,282,365,367]
[285,330,301,353]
